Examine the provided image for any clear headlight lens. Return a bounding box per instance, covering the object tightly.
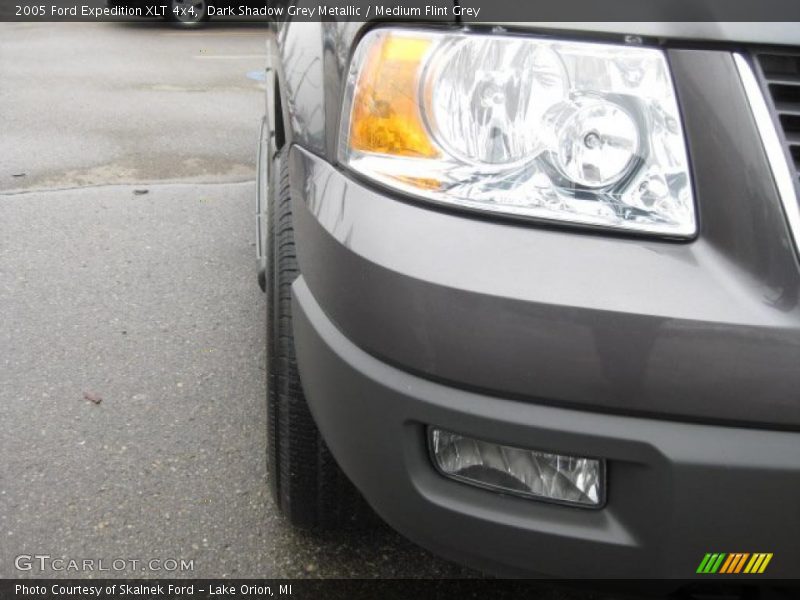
[339,29,696,237]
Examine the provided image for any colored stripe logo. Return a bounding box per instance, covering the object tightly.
[697,553,773,574]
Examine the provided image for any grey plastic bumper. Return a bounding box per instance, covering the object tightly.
[292,276,800,578]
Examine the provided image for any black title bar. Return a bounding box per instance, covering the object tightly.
[3,0,800,22]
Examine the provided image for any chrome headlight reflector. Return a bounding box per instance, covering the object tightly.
[339,29,696,237]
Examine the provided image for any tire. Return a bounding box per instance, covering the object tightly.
[165,0,210,27]
[266,149,367,529]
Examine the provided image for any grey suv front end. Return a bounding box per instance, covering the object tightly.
[257,20,800,578]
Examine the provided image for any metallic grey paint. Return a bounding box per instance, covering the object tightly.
[289,130,800,427]
[291,274,800,578]
[259,19,800,577]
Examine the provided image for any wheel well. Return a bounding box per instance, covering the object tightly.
[274,78,286,152]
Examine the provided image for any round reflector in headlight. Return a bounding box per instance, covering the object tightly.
[552,99,640,188]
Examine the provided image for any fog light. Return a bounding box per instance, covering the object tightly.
[429,428,604,508]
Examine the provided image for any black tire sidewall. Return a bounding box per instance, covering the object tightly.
[265,150,282,506]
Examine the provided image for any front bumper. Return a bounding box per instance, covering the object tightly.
[293,275,800,578]
[288,129,800,429]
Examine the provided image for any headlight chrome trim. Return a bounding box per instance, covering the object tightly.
[734,53,800,260]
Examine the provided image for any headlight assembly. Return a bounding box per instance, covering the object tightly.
[339,29,696,237]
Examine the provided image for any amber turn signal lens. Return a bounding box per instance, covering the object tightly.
[347,33,439,159]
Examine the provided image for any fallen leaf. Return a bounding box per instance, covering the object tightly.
[83,391,103,405]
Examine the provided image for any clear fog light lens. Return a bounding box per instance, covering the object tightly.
[429,428,604,507]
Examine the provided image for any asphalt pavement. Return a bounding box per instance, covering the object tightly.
[1,21,266,193]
